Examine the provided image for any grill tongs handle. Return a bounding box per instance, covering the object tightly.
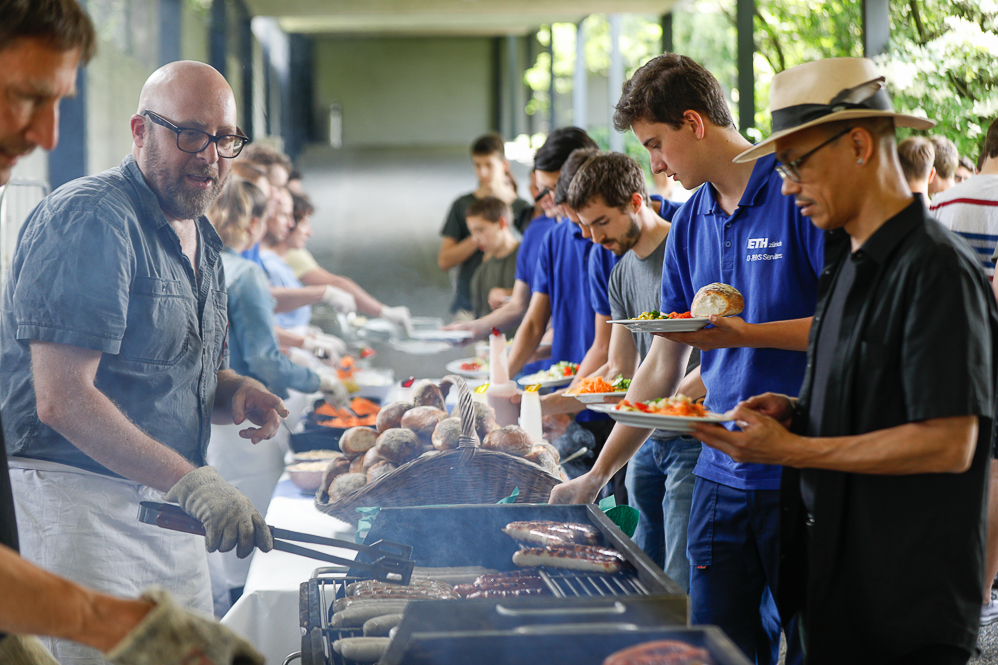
[137,501,414,584]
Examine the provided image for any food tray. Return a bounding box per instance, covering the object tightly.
[445,358,489,379]
[608,318,709,333]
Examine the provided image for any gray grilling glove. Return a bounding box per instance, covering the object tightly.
[165,466,273,559]
[0,635,59,665]
[105,587,264,665]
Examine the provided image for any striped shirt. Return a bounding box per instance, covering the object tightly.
[930,175,998,277]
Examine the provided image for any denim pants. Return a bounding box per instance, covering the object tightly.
[687,477,803,665]
[624,434,700,592]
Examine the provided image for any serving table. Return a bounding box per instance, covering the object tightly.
[221,477,356,665]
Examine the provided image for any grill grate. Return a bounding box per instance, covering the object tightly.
[538,568,650,598]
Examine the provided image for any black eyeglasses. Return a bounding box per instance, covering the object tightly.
[775,127,852,183]
[142,110,249,159]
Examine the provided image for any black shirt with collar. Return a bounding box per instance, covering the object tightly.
[778,196,998,662]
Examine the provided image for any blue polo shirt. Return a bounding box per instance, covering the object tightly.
[660,153,824,490]
[587,244,620,316]
[650,194,684,222]
[515,214,558,287]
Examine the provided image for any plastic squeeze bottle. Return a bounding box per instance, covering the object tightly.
[485,328,520,427]
[519,384,543,443]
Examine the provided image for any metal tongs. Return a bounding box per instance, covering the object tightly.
[137,501,414,584]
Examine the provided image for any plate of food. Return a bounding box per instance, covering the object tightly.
[517,361,579,388]
[563,375,632,403]
[588,395,732,432]
[445,357,490,378]
[611,283,744,333]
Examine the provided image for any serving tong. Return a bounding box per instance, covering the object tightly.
[137,501,414,584]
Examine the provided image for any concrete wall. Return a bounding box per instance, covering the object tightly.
[313,36,494,148]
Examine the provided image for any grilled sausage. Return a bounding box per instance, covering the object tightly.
[332,637,391,662]
[503,520,601,546]
[512,544,627,574]
[362,613,405,637]
[331,602,410,627]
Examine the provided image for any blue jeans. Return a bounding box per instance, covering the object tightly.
[624,435,699,592]
[687,477,802,665]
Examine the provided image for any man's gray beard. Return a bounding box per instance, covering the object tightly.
[144,133,225,220]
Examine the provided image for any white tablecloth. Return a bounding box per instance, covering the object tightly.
[221,477,356,664]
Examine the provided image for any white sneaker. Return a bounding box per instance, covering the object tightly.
[982,590,998,627]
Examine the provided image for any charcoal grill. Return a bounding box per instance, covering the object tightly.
[298,503,702,665]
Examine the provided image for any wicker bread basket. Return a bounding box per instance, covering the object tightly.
[315,375,562,524]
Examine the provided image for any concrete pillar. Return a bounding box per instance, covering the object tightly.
[48,68,86,189]
[573,20,588,130]
[210,0,228,78]
[507,34,519,138]
[736,0,755,135]
[863,0,890,56]
[661,12,673,54]
[609,14,624,152]
[159,0,181,65]
[548,31,556,130]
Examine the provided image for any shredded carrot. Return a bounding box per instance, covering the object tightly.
[336,356,357,380]
[318,414,377,428]
[315,403,346,417]
[349,397,381,416]
[571,376,617,394]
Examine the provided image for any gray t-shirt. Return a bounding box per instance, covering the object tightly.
[608,236,700,439]
[1,155,229,476]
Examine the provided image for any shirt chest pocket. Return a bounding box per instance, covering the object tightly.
[119,277,193,366]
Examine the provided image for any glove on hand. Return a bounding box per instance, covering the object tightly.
[105,587,264,665]
[317,370,351,409]
[164,467,273,559]
[321,286,357,314]
[380,305,412,331]
[302,333,347,361]
[0,635,59,665]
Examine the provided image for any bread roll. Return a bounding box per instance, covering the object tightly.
[318,456,352,499]
[340,426,378,458]
[348,454,366,474]
[375,428,422,465]
[525,445,559,473]
[690,282,744,318]
[376,401,413,433]
[366,460,397,483]
[473,402,498,440]
[361,446,382,473]
[432,417,462,451]
[400,406,448,444]
[482,425,533,456]
[328,473,367,503]
[412,380,446,411]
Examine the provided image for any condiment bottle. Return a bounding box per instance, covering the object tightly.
[519,384,543,443]
[485,328,520,427]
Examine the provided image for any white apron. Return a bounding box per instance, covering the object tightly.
[7,458,213,665]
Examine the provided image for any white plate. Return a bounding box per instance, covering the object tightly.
[608,318,710,333]
[445,358,489,379]
[407,329,474,343]
[516,373,575,388]
[587,403,731,432]
[390,340,452,355]
[564,391,628,404]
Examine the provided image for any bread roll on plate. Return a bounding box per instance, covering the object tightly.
[690,282,744,318]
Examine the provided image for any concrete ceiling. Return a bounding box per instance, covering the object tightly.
[244,0,680,36]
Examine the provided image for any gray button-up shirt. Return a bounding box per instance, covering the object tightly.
[1,155,229,476]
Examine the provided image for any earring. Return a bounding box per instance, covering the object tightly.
[857,158,864,165]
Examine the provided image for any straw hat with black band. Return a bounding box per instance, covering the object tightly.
[734,57,935,164]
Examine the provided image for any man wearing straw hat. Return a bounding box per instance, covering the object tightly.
[692,57,997,663]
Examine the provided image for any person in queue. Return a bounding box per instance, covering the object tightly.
[691,57,995,664]
[569,152,702,589]
[438,132,530,318]
[465,196,521,322]
[0,57,286,664]
[551,54,826,664]
[443,128,597,372]
[0,2,264,663]
[928,133,960,198]
[896,136,935,200]
[956,154,977,183]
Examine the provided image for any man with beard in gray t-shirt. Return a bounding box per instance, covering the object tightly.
[551,152,700,590]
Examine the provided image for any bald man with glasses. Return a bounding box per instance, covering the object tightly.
[1,60,285,665]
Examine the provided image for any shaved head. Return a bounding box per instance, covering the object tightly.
[131,61,238,222]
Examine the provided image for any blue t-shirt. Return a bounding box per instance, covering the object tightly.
[515,215,558,287]
[241,242,267,271]
[660,154,825,490]
[587,244,621,316]
[650,194,684,222]
[259,249,312,330]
